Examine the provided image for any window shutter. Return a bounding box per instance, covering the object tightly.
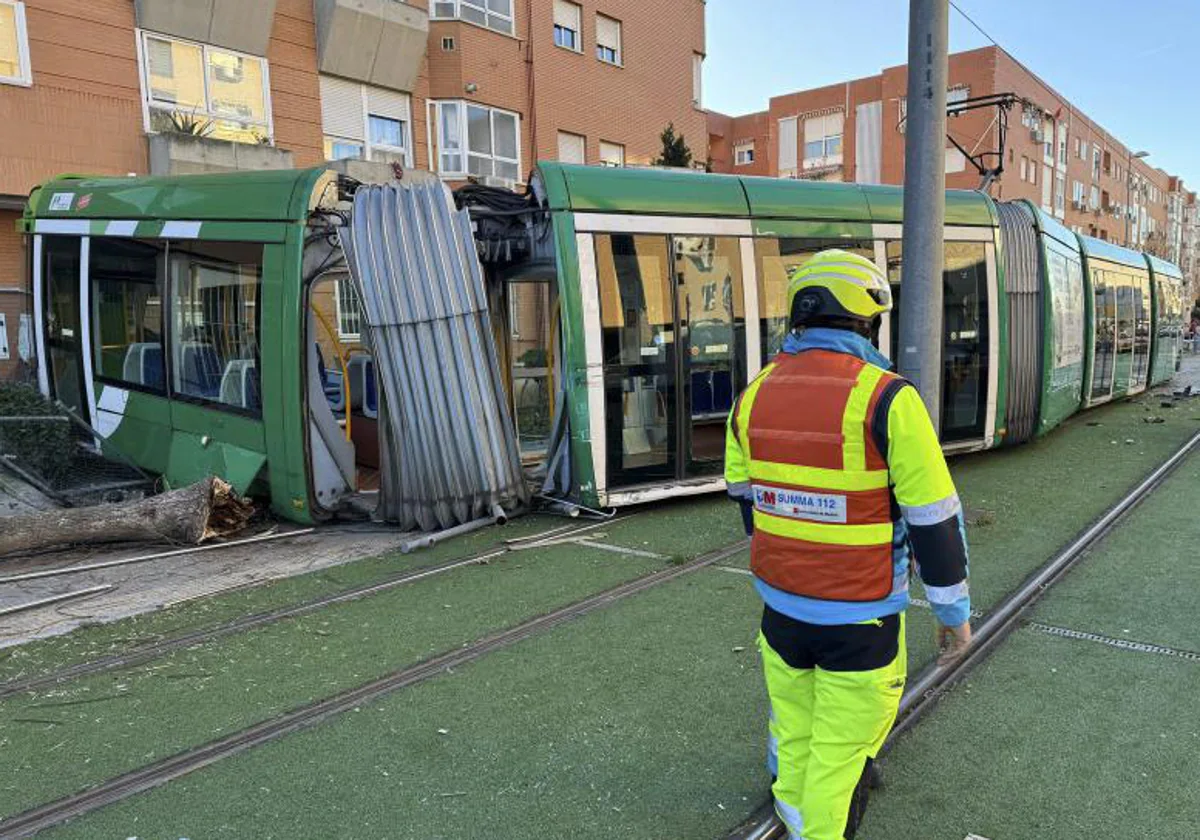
[366,85,411,122]
[778,117,798,173]
[692,54,703,105]
[558,131,586,164]
[803,115,825,146]
[554,1,580,31]
[596,14,620,51]
[320,76,365,140]
[826,111,845,136]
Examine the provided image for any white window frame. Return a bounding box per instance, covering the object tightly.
[0,0,32,87]
[428,99,522,184]
[431,0,515,36]
[598,140,624,167]
[692,53,703,107]
[802,112,844,169]
[553,0,582,52]
[334,275,363,340]
[136,29,274,143]
[734,142,755,166]
[321,79,414,168]
[595,14,622,66]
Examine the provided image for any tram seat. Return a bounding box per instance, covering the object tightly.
[315,344,346,413]
[689,370,734,417]
[219,359,260,411]
[346,354,378,419]
[179,342,223,398]
[122,343,164,390]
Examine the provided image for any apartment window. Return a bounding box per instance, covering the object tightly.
[0,0,31,86]
[1090,185,1100,210]
[1029,161,1036,186]
[1043,118,1054,164]
[947,85,970,105]
[335,276,362,340]
[803,112,844,166]
[140,31,272,144]
[1093,147,1102,181]
[735,142,755,166]
[558,130,586,164]
[599,140,624,167]
[553,0,581,51]
[432,0,514,35]
[1057,123,1068,166]
[1020,156,1028,182]
[320,76,413,166]
[693,53,704,107]
[1054,171,1066,215]
[596,14,621,65]
[432,100,521,183]
[442,36,456,51]
[1072,180,1085,206]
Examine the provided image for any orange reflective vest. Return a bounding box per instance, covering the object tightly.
[728,349,902,602]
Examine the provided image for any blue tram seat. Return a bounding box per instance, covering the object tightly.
[346,353,378,419]
[219,359,260,411]
[122,343,164,390]
[179,342,222,398]
[315,343,346,413]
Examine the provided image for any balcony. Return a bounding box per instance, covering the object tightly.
[315,0,429,92]
[134,0,277,56]
[148,134,294,176]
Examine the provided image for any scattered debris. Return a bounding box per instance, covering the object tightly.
[1125,439,1136,445]
[966,508,996,527]
[732,646,745,653]
[1086,421,1103,427]
[1144,416,1166,424]
[1161,401,1176,409]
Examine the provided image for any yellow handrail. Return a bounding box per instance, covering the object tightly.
[309,303,352,441]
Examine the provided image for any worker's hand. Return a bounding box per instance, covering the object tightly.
[936,621,972,666]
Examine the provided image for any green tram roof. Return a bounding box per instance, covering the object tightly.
[1024,201,1080,252]
[1145,252,1183,280]
[1076,233,1150,271]
[23,167,333,225]
[535,162,998,227]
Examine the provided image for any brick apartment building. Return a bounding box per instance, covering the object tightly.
[0,0,708,380]
[709,45,1182,259]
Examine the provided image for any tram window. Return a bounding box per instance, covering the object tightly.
[1133,274,1151,387]
[754,237,874,362]
[42,236,86,419]
[1090,270,1114,400]
[169,241,264,414]
[90,239,166,392]
[886,240,990,442]
[594,234,675,479]
[508,281,553,458]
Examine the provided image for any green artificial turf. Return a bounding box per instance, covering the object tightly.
[38,568,770,840]
[0,514,567,687]
[860,629,1200,840]
[0,544,666,819]
[1030,452,1200,652]
[946,395,1199,614]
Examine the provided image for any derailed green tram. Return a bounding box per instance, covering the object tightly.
[23,164,1185,524]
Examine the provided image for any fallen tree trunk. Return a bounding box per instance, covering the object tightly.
[0,477,255,558]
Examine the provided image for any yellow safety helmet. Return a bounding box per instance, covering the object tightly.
[786,249,893,327]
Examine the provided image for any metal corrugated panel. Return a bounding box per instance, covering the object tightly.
[340,182,528,531]
[997,201,1043,444]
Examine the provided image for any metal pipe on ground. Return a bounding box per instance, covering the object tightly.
[397,506,520,555]
[0,584,115,618]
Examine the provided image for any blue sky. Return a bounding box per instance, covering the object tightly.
[703,0,1199,187]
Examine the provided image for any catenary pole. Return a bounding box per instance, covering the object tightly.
[898,0,949,431]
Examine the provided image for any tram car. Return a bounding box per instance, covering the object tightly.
[21,164,1186,525]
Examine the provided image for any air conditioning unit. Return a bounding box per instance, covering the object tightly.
[480,175,517,190]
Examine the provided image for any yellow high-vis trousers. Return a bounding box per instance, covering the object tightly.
[759,611,907,840]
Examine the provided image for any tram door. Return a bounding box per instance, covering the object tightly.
[41,236,89,422]
[594,234,745,489]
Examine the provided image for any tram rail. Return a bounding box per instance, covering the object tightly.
[725,427,1200,840]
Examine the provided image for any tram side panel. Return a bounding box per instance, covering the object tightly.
[1034,219,1088,436]
[1146,256,1185,387]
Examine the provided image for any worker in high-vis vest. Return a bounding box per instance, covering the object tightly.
[725,249,972,840]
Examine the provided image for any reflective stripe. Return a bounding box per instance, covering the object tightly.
[924,579,970,605]
[766,732,779,776]
[841,363,885,471]
[736,362,776,437]
[755,511,894,546]
[900,493,962,526]
[726,480,752,500]
[773,796,805,840]
[750,458,889,492]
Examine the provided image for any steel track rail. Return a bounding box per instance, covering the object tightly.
[0,518,631,701]
[0,539,749,839]
[726,429,1200,840]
